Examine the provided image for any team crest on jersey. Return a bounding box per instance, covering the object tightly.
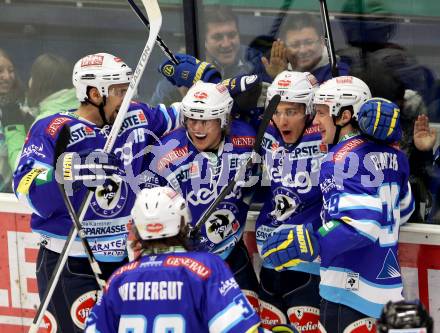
[259,300,287,329]
[270,187,301,222]
[342,318,376,333]
[287,306,320,333]
[70,290,99,329]
[91,176,128,217]
[205,203,240,244]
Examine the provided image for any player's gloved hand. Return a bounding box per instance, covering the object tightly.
[222,74,262,98]
[261,224,319,271]
[57,149,123,189]
[159,53,222,87]
[358,97,402,143]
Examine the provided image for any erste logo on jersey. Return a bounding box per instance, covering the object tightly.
[118,111,148,135]
[67,123,96,146]
[205,203,240,244]
[91,177,128,217]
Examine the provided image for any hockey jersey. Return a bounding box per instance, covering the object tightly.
[84,250,261,333]
[255,123,326,275]
[13,102,178,262]
[145,120,256,259]
[317,134,415,318]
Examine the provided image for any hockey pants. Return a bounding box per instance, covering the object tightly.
[36,246,127,333]
[258,267,321,332]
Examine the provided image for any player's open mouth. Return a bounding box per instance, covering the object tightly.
[282,130,292,136]
[194,133,207,139]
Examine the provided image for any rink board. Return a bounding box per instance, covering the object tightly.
[1,195,440,332]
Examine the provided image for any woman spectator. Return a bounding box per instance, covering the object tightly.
[5,53,78,170]
[0,48,26,192]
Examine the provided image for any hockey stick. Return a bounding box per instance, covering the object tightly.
[188,94,281,238]
[28,1,162,332]
[127,0,178,65]
[318,0,339,77]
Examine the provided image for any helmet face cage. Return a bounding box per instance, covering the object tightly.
[130,187,190,241]
[377,301,433,333]
[266,71,319,115]
[313,76,372,119]
[72,53,133,102]
[181,81,233,129]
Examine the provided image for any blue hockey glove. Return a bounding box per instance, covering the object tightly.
[261,224,319,271]
[159,53,222,87]
[57,149,123,190]
[222,74,262,98]
[358,97,402,143]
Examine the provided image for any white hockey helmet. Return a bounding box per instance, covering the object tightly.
[267,71,319,115]
[181,81,233,129]
[313,76,371,119]
[72,53,133,102]
[131,187,190,240]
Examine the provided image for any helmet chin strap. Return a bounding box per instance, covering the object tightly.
[86,96,109,126]
[332,114,350,145]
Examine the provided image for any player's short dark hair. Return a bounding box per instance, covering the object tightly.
[280,13,322,40]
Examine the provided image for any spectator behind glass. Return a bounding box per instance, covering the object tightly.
[277,13,350,83]
[0,48,26,192]
[150,5,266,106]
[339,0,440,121]
[6,53,79,171]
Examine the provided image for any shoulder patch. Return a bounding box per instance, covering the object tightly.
[157,145,189,170]
[333,138,366,162]
[46,117,72,138]
[231,136,255,148]
[163,255,212,279]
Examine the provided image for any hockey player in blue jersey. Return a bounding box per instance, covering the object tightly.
[13,53,179,332]
[84,186,261,333]
[255,70,326,332]
[84,186,300,333]
[261,76,415,332]
[144,80,261,311]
